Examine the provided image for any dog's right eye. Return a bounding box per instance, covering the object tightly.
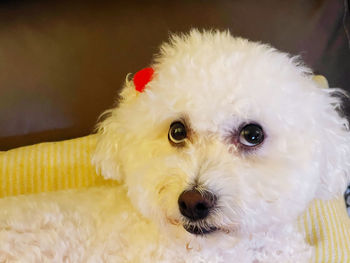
[168,121,187,145]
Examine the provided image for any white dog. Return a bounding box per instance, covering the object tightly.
[1,30,350,263]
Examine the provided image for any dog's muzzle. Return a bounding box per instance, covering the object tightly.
[178,189,217,235]
[183,224,218,235]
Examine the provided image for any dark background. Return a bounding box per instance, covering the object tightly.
[0,0,349,150]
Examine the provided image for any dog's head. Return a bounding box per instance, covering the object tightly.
[93,30,350,237]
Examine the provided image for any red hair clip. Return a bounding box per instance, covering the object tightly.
[133,67,154,92]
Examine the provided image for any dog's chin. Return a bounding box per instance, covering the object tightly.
[183,224,218,235]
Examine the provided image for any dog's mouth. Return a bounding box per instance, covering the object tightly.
[183,224,218,235]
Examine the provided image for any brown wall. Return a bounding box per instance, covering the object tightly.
[0,0,349,150]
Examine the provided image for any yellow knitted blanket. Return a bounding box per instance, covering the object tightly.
[0,135,349,262]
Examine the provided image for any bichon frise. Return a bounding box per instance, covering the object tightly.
[1,30,350,263]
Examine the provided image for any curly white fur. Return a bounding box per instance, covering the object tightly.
[1,30,350,263]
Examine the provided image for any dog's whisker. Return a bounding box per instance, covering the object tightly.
[166,216,180,226]
[158,185,166,195]
[186,242,193,251]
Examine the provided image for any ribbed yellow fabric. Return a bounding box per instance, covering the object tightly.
[0,135,117,197]
[298,198,350,262]
[0,135,349,262]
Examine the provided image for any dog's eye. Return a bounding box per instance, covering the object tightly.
[239,124,264,147]
[168,121,187,145]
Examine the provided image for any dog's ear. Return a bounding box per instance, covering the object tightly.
[314,76,350,199]
[92,108,124,181]
[91,68,155,181]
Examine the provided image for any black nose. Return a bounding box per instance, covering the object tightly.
[178,189,216,221]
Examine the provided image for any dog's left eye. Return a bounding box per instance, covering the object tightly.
[239,124,264,147]
[168,121,187,145]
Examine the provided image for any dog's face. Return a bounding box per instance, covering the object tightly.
[93,30,350,238]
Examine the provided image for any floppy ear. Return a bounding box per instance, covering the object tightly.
[313,76,350,199]
[92,68,154,181]
[92,97,131,181]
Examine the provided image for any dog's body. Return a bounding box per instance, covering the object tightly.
[1,30,349,262]
[0,186,311,262]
